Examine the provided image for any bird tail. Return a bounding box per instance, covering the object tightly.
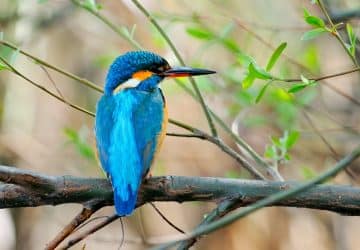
[113,186,138,216]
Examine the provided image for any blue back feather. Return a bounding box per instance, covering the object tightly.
[95,88,164,215]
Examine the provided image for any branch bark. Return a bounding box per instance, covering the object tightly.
[331,8,360,23]
[0,165,359,215]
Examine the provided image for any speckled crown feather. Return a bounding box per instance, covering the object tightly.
[105,51,168,94]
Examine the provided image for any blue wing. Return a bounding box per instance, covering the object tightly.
[132,89,164,176]
[95,89,164,216]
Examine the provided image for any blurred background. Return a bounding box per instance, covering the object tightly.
[0,0,359,249]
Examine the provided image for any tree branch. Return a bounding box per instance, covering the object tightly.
[0,165,359,215]
[60,214,119,249]
[329,9,360,23]
[45,204,103,250]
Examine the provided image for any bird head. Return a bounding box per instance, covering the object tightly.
[104,51,215,94]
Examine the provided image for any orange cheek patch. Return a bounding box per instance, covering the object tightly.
[132,70,153,81]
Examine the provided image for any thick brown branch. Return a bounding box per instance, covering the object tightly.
[0,165,359,215]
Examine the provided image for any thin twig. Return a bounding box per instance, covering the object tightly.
[169,119,266,179]
[302,110,357,179]
[300,102,360,135]
[118,217,125,250]
[70,0,142,50]
[45,204,103,250]
[60,214,120,249]
[40,65,65,99]
[279,67,360,82]
[0,39,103,93]
[0,55,95,117]
[166,132,206,139]
[149,202,186,234]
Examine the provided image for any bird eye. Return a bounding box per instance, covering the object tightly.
[159,64,170,72]
[151,64,170,74]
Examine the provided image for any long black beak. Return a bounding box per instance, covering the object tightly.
[161,66,216,78]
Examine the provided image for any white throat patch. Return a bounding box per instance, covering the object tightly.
[113,78,141,93]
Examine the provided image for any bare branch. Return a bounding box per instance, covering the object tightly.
[60,214,119,250]
[45,204,103,250]
[0,165,359,215]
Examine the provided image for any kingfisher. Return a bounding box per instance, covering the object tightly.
[95,51,215,216]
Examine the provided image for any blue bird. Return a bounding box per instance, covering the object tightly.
[95,51,215,216]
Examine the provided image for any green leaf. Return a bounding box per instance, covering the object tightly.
[0,63,10,71]
[64,127,76,140]
[346,23,356,56]
[271,136,281,147]
[186,27,213,40]
[64,127,96,161]
[236,53,255,67]
[346,23,355,42]
[285,131,300,149]
[302,45,320,73]
[296,75,316,89]
[264,145,277,159]
[300,75,310,84]
[255,81,272,103]
[303,8,324,27]
[82,0,102,12]
[303,8,311,18]
[242,74,255,89]
[301,28,327,41]
[288,83,308,93]
[222,39,241,53]
[275,88,293,101]
[305,16,325,27]
[249,62,272,80]
[284,153,291,161]
[266,42,287,71]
